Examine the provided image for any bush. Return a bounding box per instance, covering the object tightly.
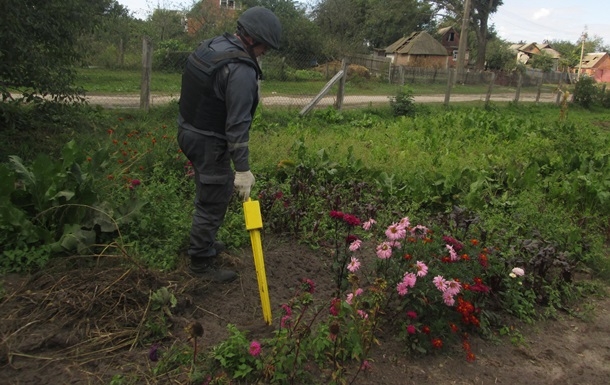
[572,76,597,109]
[389,86,416,117]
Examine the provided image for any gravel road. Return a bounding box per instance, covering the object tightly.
[85,92,560,109]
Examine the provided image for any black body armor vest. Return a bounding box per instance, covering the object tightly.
[179,34,261,135]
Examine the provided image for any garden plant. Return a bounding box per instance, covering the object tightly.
[1,96,609,384]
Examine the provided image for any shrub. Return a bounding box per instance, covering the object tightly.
[572,76,597,108]
[389,86,416,117]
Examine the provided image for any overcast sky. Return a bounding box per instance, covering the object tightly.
[119,0,609,46]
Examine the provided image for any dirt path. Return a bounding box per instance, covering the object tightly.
[85,92,559,109]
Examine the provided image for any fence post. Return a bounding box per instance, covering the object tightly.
[334,59,347,110]
[444,68,454,107]
[513,73,523,103]
[555,75,564,105]
[485,72,496,107]
[140,36,152,111]
[535,75,543,104]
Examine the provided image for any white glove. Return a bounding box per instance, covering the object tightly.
[234,171,255,201]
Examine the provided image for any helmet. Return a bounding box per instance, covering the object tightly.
[237,6,282,50]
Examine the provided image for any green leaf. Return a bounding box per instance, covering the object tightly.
[8,155,36,186]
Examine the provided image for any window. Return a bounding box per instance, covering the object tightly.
[448,32,455,42]
[453,50,458,61]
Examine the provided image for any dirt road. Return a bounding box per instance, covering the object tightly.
[85,92,560,109]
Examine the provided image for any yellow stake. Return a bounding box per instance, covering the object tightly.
[243,198,272,325]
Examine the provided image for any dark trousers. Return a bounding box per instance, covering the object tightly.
[177,126,234,260]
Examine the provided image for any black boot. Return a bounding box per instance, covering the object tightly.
[189,258,237,283]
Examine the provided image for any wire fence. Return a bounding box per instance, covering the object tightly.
[83,37,573,111]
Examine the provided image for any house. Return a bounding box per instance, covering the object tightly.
[509,42,561,71]
[436,26,468,68]
[186,0,240,36]
[578,52,610,83]
[385,31,449,68]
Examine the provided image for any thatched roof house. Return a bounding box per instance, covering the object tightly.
[385,31,449,68]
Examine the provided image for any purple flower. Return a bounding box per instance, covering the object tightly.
[148,344,159,362]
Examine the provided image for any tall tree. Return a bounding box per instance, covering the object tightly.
[0,0,112,101]
[433,0,503,69]
[241,0,325,66]
[364,0,435,49]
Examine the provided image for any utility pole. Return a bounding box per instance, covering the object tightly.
[577,26,588,81]
[455,0,472,84]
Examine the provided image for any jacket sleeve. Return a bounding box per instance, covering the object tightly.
[215,62,258,172]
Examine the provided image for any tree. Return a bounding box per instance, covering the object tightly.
[433,0,503,70]
[363,0,435,49]
[313,0,435,57]
[0,0,112,101]
[529,51,554,73]
[485,38,515,71]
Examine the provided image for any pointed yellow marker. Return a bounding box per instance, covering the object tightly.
[243,198,272,325]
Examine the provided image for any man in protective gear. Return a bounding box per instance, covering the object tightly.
[177,7,282,283]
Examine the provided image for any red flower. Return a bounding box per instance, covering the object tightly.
[478,254,488,268]
[329,298,341,316]
[249,341,261,357]
[343,214,361,227]
[301,278,315,293]
[431,338,443,349]
[421,325,431,335]
[330,210,344,219]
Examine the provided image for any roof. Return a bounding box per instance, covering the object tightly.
[385,31,448,56]
[437,26,454,36]
[510,42,561,59]
[581,52,609,69]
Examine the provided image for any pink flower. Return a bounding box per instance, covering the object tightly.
[398,216,411,229]
[347,257,361,272]
[433,275,448,292]
[346,293,354,305]
[280,303,292,316]
[445,280,462,296]
[345,288,363,305]
[396,281,409,296]
[280,315,292,328]
[349,239,362,252]
[415,261,428,277]
[385,223,407,240]
[357,310,368,319]
[362,218,376,231]
[410,225,428,238]
[376,242,393,259]
[407,325,417,334]
[360,360,372,371]
[249,341,261,356]
[131,179,141,187]
[389,240,402,249]
[406,310,418,319]
[446,244,459,261]
[403,272,417,288]
[442,292,455,306]
[511,267,525,276]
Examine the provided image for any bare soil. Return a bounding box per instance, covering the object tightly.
[1,236,609,385]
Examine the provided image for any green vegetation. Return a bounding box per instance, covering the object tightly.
[1,96,609,383]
